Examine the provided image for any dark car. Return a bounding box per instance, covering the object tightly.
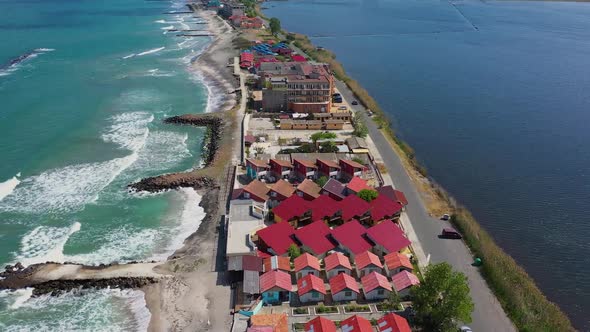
[352,100,358,105]
[441,228,462,239]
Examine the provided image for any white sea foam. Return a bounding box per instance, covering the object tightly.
[136,46,165,57]
[161,25,174,30]
[15,222,81,266]
[9,288,34,309]
[0,289,150,332]
[128,130,191,173]
[34,48,55,52]
[0,173,21,201]
[122,53,136,59]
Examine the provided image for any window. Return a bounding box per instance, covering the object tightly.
[312,292,319,298]
[345,291,352,297]
[270,191,277,197]
[338,270,345,274]
[297,191,303,197]
[243,192,250,198]
[377,289,385,295]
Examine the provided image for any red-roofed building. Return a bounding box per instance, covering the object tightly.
[321,178,347,201]
[368,195,403,225]
[308,195,341,224]
[377,313,411,332]
[293,159,318,180]
[304,317,337,332]
[260,270,292,303]
[329,273,359,302]
[272,195,312,227]
[355,251,383,277]
[391,270,420,297]
[376,185,409,207]
[331,220,373,259]
[346,176,372,195]
[339,194,371,223]
[268,179,295,207]
[324,252,352,279]
[295,179,322,200]
[361,272,392,301]
[263,255,291,272]
[294,221,335,257]
[269,159,293,181]
[246,158,270,181]
[366,220,410,256]
[240,51,254,68]
[294,253,321,279]
[250,314,289,332]
[340,315,373,332]
[291,54,307,62]
[297,274,326,303]
[384,252,413,277]
[256,222,296,256]
[317,159,341,179]
[339,159,366,181]
[241,179,270,203]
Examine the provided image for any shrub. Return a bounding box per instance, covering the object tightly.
[315,176,328,188]
[357,189,378,202]
[288,244,300,261]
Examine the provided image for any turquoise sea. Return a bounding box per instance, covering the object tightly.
[0,0,211,330]
[264,0,590,328]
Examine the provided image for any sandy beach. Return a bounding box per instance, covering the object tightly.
[142,9,238,332]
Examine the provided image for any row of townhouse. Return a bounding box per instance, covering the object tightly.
[247,313,411,332]
[246,157,367,182]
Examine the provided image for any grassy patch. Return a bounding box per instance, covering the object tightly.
[293,307,308,315]
[451,209,574,331]
[315,304,338,314]
[344,304,371,312]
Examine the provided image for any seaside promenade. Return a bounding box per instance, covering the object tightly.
[334,80,515,331]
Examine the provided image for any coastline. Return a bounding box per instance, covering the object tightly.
[281,25,575,332]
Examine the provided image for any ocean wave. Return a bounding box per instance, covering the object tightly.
[0,173,21,201]
[0,48,53,77]
[136,46,165,57]
[0,289,150,332]
[15,222,81,266]
[122,53,136,59]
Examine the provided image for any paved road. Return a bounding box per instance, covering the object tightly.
[335,80,515,332]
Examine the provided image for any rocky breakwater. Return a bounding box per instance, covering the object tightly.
[129,114,226,193]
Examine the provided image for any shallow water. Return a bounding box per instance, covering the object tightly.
[264,0,590,328]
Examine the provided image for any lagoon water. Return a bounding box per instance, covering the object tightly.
[264,0,590,328]
[0,0,210,329]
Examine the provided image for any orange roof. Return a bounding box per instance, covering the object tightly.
[247,158,269,168]
[294,158,317,168]
[250,313,288,332]
[346,177,372,193]
[384,252,413,271]
[361,271,392,293]
[317,159,340,168]
[340,158,365,169]
[297,274,326,296]
[293,252,321,272]
[243,180,270,201]
[271,158,293,167]
[270,179,295,198]
[355,251,383,270]
[323,252,352,271]
[263,256,291,272]
[296,179,322,199]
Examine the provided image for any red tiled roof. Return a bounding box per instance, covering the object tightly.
[294,158,317,168]
[339,159,365,169]
[361,271,392,293]
[247,158,269,168]
[295,221,335,255]
[297,274,326,296]
[304,317,337,332]
[263,256,291,272]
[391,270,420,292]
[271,158,293,167]
[291,55,306,62]
[317,159,340,168]
[329,272,359,295]
[324,252,352,271]
[296,179,321,199]
[272,195,311,222]
[384,252,413,271]
[259,270,292,293]
[377,313,412,332]
[257,250,272,258]
[339,194,370,221]
[256,222,296,255]
[243,179,270,202]
[346,177,371,193]
[376,185,409,206]
[366,220,411,253]
[355,251,383,270]
[331,220,373,255]
[308,195,341,220]
[243,255,264,272]
[270,179,295,198]
[369,195,403,221]
[340,315,373,332]
[294,252,321,272]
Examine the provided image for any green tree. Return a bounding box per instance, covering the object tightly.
[315,176,329,188]
[288,244,300,261]
[353,116,368,138]
[384,291,401,311]
[357,189,378,202]
[269,17,281,36]
[320,141,339,153]
[311,131,337,143]
[411,262,474,332]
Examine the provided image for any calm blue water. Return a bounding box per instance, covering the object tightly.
[0,0,211,329]
[264,0,590,328]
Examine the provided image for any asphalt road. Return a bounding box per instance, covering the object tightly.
[335,80,515,332]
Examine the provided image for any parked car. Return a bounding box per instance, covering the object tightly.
[440,214,450,221]
[441,228,462,239]
[352,100,358,105]
[338,106,347,110]
[459,326,473,332]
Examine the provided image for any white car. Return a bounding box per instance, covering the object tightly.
[460,326,473,332]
